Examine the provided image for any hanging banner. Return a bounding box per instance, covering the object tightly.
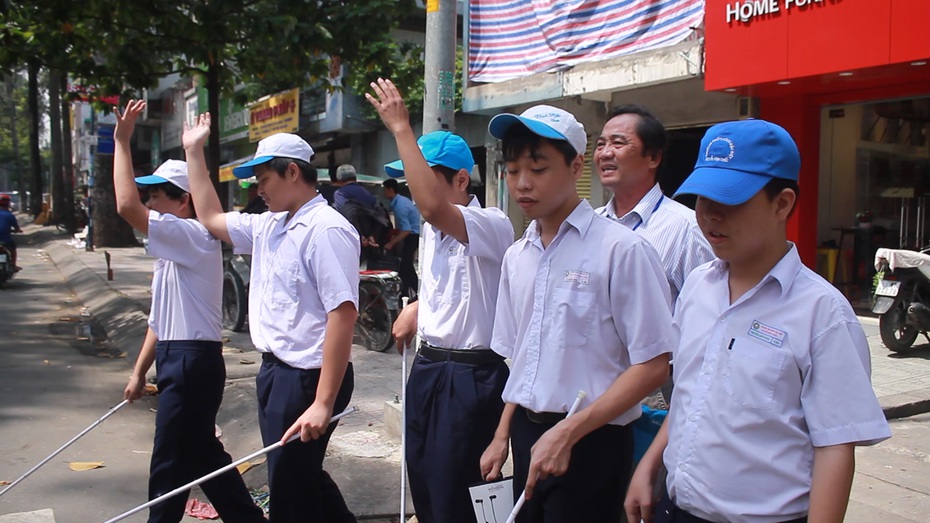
[248,89,299,142]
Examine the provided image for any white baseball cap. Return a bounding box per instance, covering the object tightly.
[233,133,315,179]
[488,105,587,157]
[135,159,190,193]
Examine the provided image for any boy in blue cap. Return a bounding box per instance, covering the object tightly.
[183,115,360,523]
[625,119,892,523]
[482,104,674,523]
[114,100,265,523]
[367,78,514,523]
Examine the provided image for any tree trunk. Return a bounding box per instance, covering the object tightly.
[27,61,42,218]
[6,74,26,210]
[47,69,63,226]
[60,74,76,232]
[91,155,139,247]
[206,64,228,210]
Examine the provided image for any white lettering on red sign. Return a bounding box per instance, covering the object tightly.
[725,0,822,24]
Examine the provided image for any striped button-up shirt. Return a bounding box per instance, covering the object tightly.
[596,184,713,301]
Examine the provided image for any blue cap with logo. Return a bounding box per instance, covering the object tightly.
[674,119,800,206]
[384,131,475,178]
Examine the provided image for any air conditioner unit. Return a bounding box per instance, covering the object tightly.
[737,97,760,120]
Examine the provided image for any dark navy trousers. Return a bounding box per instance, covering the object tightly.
[148,340,264,523]
[510,406,633,523]
[256,357,356,523]
[405,354,509,523]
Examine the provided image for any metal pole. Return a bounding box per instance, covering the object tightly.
[400,296,410,523]
[0,400,129,497]
[422,0,457,134]
[105,406,358,523]
[85,108,95,251]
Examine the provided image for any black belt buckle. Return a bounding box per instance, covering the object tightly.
[525,408,567,425]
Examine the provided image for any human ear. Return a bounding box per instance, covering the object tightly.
[570,154,584,181]
[775,188,797,220]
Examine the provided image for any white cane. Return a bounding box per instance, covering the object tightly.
[0,399,129,498]
[104,406,357,523]
[505,390,588,523]
[399,295,410,523]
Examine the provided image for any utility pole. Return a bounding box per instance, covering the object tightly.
[422,0,457,134]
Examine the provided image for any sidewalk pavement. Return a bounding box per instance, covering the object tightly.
[39,225,930,520]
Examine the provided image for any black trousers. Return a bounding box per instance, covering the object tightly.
[655,488,808,523]
[148,340,264,523]
[256,357,356,523]
[405,353,509,523]
[511,406,633,523]
[397,233,419,298]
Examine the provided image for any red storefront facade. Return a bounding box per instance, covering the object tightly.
[704,0,930,297]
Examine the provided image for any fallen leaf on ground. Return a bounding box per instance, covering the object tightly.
[143,384,158,395]
[236,461,254,474]
[42,360,50,365]
[239,359,255,365]
[68,461,104,471]
[0,480,10,486]
[185,499,219,520]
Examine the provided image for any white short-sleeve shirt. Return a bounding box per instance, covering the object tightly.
[226,195,360,369]
[665,244,892,523]
[146,210,222,341]
[418,196,514,349]
[491,200,674,425]
[595,184,714,301]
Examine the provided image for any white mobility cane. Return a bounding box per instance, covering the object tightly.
[0,399,129,498]
[505,390,587,523]
[399,295,410,523]
[104,406,358,523]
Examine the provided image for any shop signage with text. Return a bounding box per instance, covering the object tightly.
[726,0,823,24]
[248,88,299,142]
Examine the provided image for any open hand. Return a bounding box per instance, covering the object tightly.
[114,100,146,143]
[365,78,411,135]
[281,401,332,444]
[182,112,211,150]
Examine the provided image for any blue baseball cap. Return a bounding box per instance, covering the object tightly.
[233,133,315,179]
[384,131,475,178]
[674,119,800,206]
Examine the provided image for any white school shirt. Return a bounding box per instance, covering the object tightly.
[596,184,713,301]
[227,195,360,369]
[418,196,514,349]
[146,210,222,341]
[665,244,891,523]
[491,200,674,424]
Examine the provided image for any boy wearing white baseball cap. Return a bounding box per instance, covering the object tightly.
[625,120,891,523]
[482,105,674,522]
[113,100,265,523]
[185,122,360,523]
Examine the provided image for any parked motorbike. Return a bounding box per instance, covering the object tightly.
[0,244,15,288]
[872,247,930,351]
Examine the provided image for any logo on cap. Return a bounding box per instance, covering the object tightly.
[704,137,735,163]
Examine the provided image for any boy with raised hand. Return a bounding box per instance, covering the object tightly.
[624,119,891,523]
[113,100,265,523]
[481,105,674,522]
[366,78,514,523]
[183,115,360,523]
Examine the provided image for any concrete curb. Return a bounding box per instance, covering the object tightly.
[44,241,148,366]
[881,389,930,420]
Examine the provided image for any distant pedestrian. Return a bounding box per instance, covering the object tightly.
[0,194,22,271]
[382,177,420,298]
[113,100,265,523]
[625,120,892,523]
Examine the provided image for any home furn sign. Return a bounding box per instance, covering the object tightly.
[725,0,824,24]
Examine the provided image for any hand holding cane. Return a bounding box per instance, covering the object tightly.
[104,406,358,523]
[505,390,588,523]
[0,399,129,498]
[400,295,410,523]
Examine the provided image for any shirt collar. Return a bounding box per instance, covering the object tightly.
[282,194,327,230]
[601,183,663,225]
[522,199,596,249]
[710,242,802,298]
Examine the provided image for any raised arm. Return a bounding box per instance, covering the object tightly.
[366,78,468,244]
[182,113,231,244]
[113,100,151,234]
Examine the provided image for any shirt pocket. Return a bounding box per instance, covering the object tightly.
[550,287,596,349]
[723,337,788,410]
[268,258,300,307]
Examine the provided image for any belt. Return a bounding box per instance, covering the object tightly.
[524,408,567,425]
[261,352,288,366]
[660,489,806,523]
[417,342,503,366]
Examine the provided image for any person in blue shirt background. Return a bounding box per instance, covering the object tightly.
[0,195,22,271]
[382,177,421,298]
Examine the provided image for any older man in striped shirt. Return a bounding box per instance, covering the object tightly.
[594,105,713,302]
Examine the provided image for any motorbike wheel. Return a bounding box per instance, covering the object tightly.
[879,300,919,352]
[222,269,248,332]
[356,281,396,352]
